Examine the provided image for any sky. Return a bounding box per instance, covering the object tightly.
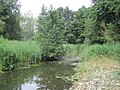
[20,0,92,17]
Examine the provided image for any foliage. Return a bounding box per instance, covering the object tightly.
[0,37,41,71]
[0,0,120,71]
[64,44,120,86]
[0,20,5,34]
[0,0,21,40]
[92,0,120,42]
[0,49,18,71]
[20,11,36,40]
[72,6,86,44]
[64,43,120,61]
[82,44,120,61]
[63,44,86,57]
[37,5,65,60]
[59,6,86,44]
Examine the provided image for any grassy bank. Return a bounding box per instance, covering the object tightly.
[64,43,120,81]
[0,38,41,71]
[64,44,120,89]
[64,43,120,61]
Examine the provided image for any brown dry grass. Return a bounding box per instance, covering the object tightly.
[84,57,119,71]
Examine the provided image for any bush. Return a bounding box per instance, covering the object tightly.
[0,49,18,71]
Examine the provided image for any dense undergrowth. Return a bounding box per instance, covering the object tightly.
[0,38,41,71]
[0,37,120,71]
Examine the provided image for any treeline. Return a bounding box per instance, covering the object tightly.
[0,0,119,43]
[37,0,120,60]
[37,0,120,45]
[0,0,36,41]
[0,0,21,40]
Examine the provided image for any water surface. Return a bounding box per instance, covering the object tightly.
[0,62,75,90]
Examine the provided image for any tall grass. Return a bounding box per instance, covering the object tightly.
[64,43,120,61]
[0,38,41,71]
[82,44,120,61]
[63,44,88,57]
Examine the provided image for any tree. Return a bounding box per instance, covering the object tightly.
[37,5,64,60]
[0,20,5,34]
[84,7,106,44]
[62,7,75,44]
[92,0,120,42]
[0,0,21,40]
[58,6,86,44]
[20,11,36,40]
[71,6,86,43]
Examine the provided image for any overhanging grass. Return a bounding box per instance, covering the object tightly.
[0,38,41,71]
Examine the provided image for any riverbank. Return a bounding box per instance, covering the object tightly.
[64,44,120,90]
[0,38,120,89]
[72,57,120,90]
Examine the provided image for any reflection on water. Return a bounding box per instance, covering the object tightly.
[0,62,75,90]
[22,83,38,90]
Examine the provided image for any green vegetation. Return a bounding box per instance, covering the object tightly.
[83,44,120,60]
[0,0,120,90]
[0,0,21,40]
[66,44,120,61]
[64,44,120,89]
[0,37,41,71]
[0,0,120,72]
[37,5,65,60]
[20,11,36,40]
[64,43,120,61]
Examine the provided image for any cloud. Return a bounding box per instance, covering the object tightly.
[20,0,92,17]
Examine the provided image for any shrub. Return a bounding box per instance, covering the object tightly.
[0,49,19,71]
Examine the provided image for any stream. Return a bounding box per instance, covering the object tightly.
[0,61,76,90]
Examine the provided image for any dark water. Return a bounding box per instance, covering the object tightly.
[0,62,75,90]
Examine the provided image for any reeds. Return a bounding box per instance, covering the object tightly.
[64,43,120,61]
[0,38,41,71]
